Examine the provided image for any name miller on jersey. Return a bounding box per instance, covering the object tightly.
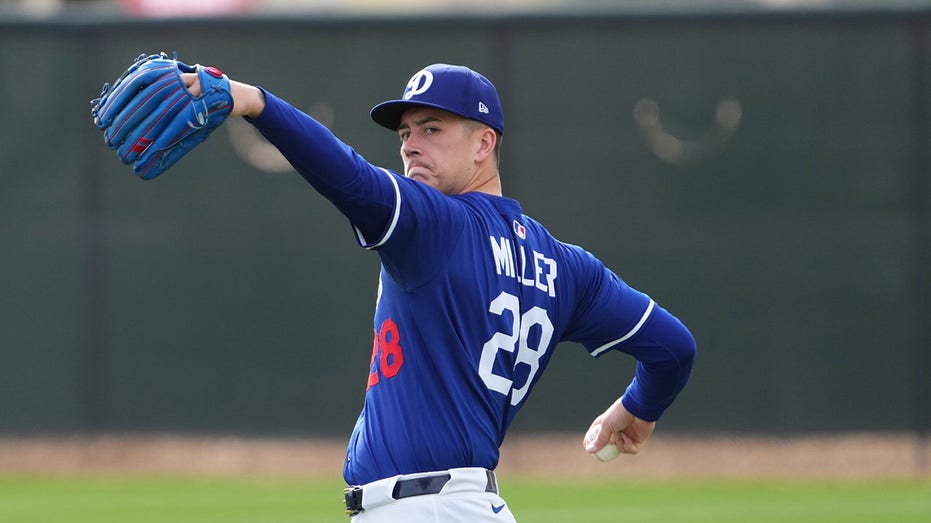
[489,235,558,297]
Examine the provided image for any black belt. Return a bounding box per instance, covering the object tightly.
[344,469,498,517]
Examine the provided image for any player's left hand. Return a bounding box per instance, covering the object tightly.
[91,52,233,180]
[584,397,656,456]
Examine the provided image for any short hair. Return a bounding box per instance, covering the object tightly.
[464,119,503,165]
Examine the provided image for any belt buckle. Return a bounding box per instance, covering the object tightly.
[343,486,363,517]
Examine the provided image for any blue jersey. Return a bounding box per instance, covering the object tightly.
[249,92,696,486]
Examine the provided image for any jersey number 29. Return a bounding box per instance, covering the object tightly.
[479,291,554,406]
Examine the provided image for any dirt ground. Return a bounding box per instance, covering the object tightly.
[1,433,928,479]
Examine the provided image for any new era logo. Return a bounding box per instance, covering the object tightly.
[478,101,489,114]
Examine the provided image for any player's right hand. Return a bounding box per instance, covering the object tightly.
[584,397,656,456]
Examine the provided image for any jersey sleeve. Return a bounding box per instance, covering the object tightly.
[561,245,696,421]
[368,175,469,290]
[246,90,397,243]
[560,245,654,351]
[616,305,696,421]
[248,91,467,288]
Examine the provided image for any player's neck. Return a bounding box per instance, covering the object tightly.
[460,169,502,197]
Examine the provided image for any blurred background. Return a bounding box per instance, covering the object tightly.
[1,0,929,476]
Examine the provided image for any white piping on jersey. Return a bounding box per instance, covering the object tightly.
[590,299,655,357]
[355,168,402,249]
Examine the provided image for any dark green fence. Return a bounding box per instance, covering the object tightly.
[1,8,928,437]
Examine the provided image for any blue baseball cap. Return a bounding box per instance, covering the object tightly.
[371,63,504,134]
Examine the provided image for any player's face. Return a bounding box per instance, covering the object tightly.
[397,107,484,195]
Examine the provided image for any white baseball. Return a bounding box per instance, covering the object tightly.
[594,443,620,462]
[584,424,620,462]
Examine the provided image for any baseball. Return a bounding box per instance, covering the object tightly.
[584,424,620,462]
[594,442,620,462]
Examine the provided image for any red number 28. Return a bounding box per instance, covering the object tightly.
[366,318,404,390]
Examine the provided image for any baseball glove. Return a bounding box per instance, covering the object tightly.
[91,52,233,180]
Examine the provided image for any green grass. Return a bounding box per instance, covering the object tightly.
[0,474,929,522]
[505,477,931,522]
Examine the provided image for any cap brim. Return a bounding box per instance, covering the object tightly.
[370,99,471,132]
[370,100,410,131]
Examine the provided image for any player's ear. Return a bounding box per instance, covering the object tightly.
[474,126,497,162]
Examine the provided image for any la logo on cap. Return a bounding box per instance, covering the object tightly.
[404,70,434,100]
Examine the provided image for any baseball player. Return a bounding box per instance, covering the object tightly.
[92,57,696,522]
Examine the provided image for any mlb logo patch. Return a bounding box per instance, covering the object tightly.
[513,220,526,239]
